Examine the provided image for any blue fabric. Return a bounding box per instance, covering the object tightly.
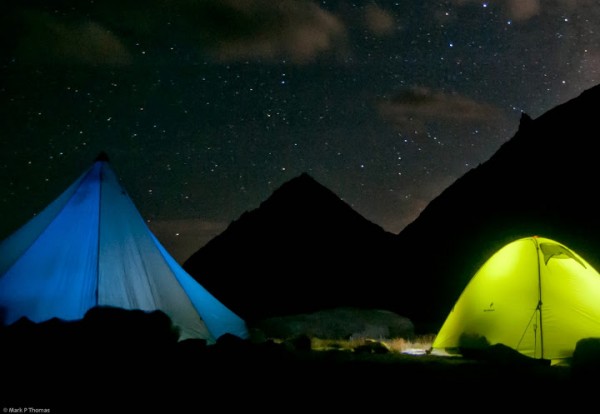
[96,165,215,341]
[152,233,249,340]
[0,159,249,342]
[0,169,89,275]
[0,164,101,324]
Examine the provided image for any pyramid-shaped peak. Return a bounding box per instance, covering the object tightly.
[251,172,369,228]
[183,171,397,321]
[278,172,325,191]
[265,172,338,205]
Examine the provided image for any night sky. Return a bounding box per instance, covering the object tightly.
[2,1,599,262]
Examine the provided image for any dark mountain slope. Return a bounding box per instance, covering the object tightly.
[184,173,398,322]
[395,84,600,326]
[184,84,600,331]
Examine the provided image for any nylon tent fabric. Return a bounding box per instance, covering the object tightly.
[0,155,248,343]
[432,236,600,361]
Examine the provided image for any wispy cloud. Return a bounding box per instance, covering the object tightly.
[452,0,595,22]
[364,4,396,36]
[148,218,227,263]
[452,0,539,21]
[378,87,504,132]
[194,0,347,63]
[4,0,348,66]
[13,10,132,66]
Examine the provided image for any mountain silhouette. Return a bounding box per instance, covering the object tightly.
[185,83,600,331]
[394,83,600,326]
[183,173,398,322]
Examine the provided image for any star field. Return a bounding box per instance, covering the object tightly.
[2,1,600,262]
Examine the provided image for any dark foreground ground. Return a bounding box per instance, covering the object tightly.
[3,336,596,412]
[2,309,599,412]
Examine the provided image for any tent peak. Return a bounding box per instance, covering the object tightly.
[95,152,110,162]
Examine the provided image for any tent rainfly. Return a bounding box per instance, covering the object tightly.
[432,236,600,361]
[0,153,248,343]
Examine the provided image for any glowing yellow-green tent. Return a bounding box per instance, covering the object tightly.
[432,236,600,361]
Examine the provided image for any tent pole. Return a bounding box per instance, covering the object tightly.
[534,237,544,360]
[95,161,104,305]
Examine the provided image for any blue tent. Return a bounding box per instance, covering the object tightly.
[0,153,248,342]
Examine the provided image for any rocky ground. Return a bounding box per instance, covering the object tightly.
[2,308,599,412]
